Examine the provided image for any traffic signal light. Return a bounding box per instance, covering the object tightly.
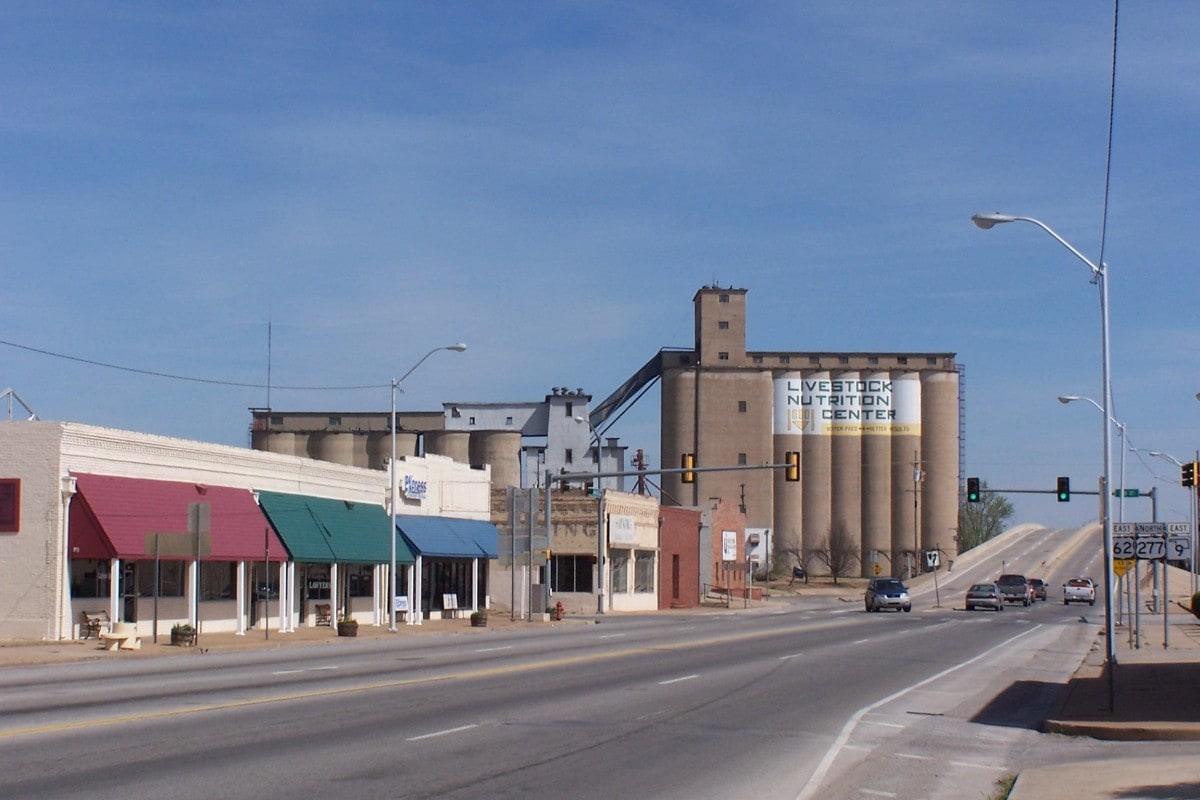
[966,477,981,503]
[1056,476,1070,502]
[784,451,800,482]
[681,453,696,484]
[1183,462,1196,488]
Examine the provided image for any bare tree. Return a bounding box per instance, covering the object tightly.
[809,522,860,584]
[777,544,808,585]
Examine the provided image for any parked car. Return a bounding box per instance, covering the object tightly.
[864,577,912,613]
[1028,578,1047,601]
[965,582,1004,612]
[995,573,1033,606]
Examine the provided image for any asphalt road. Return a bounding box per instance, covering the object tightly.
[2,524,1198,799]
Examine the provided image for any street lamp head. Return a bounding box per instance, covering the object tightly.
[971,212,1017,230]
[446,343,468,352]
[1057,395,1079,404]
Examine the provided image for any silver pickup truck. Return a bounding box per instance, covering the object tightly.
[1063,577,1097,606]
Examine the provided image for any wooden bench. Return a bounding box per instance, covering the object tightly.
[314,603,332,627]
[98,621,141,651]
[80,610,109,639]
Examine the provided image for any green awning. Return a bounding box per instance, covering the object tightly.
[257,491,414,565]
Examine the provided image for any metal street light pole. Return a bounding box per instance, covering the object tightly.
[1058,395,1127,521]
[389,343,467,631]
[974,212,1117,707]
[575,415,605,614]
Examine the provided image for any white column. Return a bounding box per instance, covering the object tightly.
[330,562,340,620]
[236,561,247,635]
[58,477,77,640]
[471,559,479,611]
[406,565,415,626]
[414,555,423,626]
[374,564,384,626]
[109,558,121,623]
[188,560,199,628]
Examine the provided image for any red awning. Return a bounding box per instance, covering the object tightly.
[69,473,288,562]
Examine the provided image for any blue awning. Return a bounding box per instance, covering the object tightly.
[394,515,498,559]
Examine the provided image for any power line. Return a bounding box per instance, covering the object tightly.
[0,337,385,392]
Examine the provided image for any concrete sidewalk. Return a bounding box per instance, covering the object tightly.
[1011,593,1200,799]
[0,612,563,668]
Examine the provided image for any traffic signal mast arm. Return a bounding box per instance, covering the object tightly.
[554,461,797,484]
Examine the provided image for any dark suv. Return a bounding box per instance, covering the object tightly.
[864,578,912,613]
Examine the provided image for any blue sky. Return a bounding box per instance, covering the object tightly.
[2,2,1197,529]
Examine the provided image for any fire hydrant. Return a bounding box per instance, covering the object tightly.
[554,600,564,621]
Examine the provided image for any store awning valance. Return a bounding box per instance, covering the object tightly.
[395,514,498,559]
[257,490,413,565]
[69,473,288,562]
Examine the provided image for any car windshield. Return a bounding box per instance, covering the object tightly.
[874,580,905,591]
[1068,579,1090,587]
[969,584,994,592]
[997,575,1025,584]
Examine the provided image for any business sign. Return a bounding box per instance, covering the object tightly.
[772,373,921,436]
[722,530,738,561]
[401,474,428,500]
[610,514,636,545]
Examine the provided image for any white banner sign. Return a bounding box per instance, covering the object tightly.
[772,372,920,436]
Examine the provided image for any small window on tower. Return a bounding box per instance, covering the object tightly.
[718,352,729,361]
[738,401,747,413]
[738,453,747,465]
[718,321,729,330]
[719,293,730,303]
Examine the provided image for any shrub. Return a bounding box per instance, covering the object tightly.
[1190,591,1200,618]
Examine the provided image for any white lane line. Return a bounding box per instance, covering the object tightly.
[794,624,1044,800]
[949,760,994,769]
[862,721,904,729]
[779,653,804,661]
[859,790,896,798]
[406,723,479,742]
[272,666,338,675]
[475,645,514,653]
[598,633,626,639]
[894,753,931,761]
[852,639,871,645]
[659,674,699,685]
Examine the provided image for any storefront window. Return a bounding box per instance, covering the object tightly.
[549,555,593,593]
[305,568,331,600]
[70,559,110,599]
[634,551,655,593]
[199,562,234,600]
[146,560,186,597]
[346,564,373,597]
[610,551,629,594]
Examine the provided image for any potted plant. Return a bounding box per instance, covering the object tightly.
[336,612,359,637]
[470,609,488,628]
[170,622,197,647]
